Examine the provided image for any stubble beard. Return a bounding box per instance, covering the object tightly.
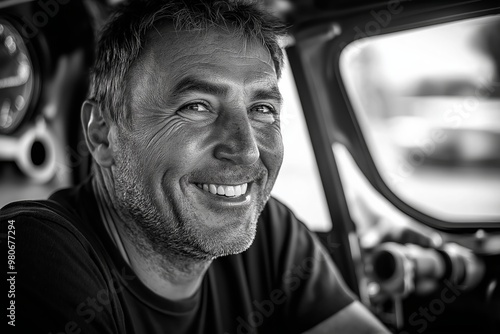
[111,136,269,266]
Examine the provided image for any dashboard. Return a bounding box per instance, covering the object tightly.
[0,0,94,206]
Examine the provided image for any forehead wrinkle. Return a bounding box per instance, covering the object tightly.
[163,49,274,74]
[149,25,274,67]
[160,56,277,99]
[143,28,276,82]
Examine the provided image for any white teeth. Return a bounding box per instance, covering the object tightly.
[196,182,248,197]
[217,186,225,195]
[234,185,242,196]
[225,186,235,196]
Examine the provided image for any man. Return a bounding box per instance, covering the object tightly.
[1,0,389,333]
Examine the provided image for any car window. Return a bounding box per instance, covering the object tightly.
[340,15,500,222]
[271,57,332,231]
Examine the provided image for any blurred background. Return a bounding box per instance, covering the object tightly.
[0,0,95,207]
[340,15,500,223]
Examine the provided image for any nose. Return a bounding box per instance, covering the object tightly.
[214,112,260,166]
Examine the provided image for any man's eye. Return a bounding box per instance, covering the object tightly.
[251,105,275,114]
[177,102,216,122]
[180,103,211,112]
[249,104,278,124]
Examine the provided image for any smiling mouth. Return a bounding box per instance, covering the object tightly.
[195,182,249,198]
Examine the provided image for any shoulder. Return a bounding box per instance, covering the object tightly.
[2,198,80,235]
[258,196,312,240]
[255,196,319,259]
[1,197,121,332]
[1,198,105,272]
[244,196,326,286]
[260,196,298,222]
[1,180,101,247]
[1,197,92,249]
[250,197,357,332]
[1,190,114,287]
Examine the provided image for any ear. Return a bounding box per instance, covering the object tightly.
[81,100,114,168]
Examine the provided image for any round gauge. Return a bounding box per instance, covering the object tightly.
[0,19,35,134]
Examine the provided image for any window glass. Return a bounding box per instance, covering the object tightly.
[271,57,332,231]
[340,15,500,222]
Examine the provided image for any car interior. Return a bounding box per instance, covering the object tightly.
[1,0,499,333]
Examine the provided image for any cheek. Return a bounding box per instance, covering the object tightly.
[256,126,284,173]
[136,120,213,176]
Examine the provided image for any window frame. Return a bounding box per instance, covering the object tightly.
[287,1,500,235]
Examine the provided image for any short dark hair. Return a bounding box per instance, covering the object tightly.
[88,0,287,127]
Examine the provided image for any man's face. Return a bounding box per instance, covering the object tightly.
[111,26,283,260]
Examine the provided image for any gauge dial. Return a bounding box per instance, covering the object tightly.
[0,19,34,134]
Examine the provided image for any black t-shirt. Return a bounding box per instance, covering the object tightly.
[1,179,355,333]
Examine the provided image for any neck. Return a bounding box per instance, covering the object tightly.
[91,169,212,301]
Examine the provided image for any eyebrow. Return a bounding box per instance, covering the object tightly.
[170,76,228,99]
[252,85,283,105]
[170,76,283,105]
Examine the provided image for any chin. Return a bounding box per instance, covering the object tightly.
[190,210,260,258]
[204,222,258,257]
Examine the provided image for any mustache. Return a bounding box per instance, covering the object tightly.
[187,163,267,184]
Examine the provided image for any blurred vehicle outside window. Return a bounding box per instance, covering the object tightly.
[340,15,500,222]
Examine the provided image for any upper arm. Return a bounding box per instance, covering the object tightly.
[303,301,391,334]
